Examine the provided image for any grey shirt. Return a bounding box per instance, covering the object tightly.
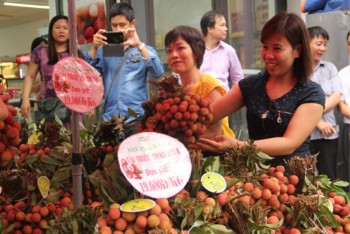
[310,60,343,140]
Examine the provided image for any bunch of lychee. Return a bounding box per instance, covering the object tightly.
[211,165,303,232]
[97,198,179,234]
[328,191,350,233]
[0,88,21,168]
[15,143,51,167]
[0,194,73,234]
[142,93,213,146]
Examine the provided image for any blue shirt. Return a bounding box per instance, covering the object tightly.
[84,45,164,122]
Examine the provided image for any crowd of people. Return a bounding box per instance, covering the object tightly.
[15,2,350,185]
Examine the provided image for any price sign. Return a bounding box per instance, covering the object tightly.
[52,57,103,113]
[118,132,192,199]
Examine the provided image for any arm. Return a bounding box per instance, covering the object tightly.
[252,102,323,156]
[228,48,244,85]
[142,46,164,78]
[211,83,245,122]
[323,92,341,113]
[199,88,224,139]
[339,100,350,118]
[20,61,39,118]
[198,102,323,156]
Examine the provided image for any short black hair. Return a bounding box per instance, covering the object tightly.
[164,26,205,68]
[200,10,224,36]
[308,26,329,41]
[109,2,134,22]
[31,37,47,52]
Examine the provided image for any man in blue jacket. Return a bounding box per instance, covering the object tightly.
[84,2,164,125]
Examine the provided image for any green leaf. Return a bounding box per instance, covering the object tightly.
[41,155,60,165]
[189,226,207,234]
[202,157,216,171]
[1,223,16,234]
[256,151,274,160]
[225,177,241,189]
[194,204,204,221]
[263,217,284,229]
[27,154,39,164]
[71,220,79,234]
[333,180,349,187]
[98,181,116,205]
[318,204,340,228]
[128,108,138,118]
[206,156,221,173]
[257,161,270,170]
[206,224,235,234]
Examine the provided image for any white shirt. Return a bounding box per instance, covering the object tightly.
[339,65,350,124]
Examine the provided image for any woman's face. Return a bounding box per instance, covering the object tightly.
[261,33,300,79]
[52,19,69,44]
[166,37,196,75]
[310,35,328,63]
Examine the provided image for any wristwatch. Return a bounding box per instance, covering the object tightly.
[137,42,145,52]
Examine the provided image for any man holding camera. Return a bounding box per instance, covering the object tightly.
[84,2,164,128]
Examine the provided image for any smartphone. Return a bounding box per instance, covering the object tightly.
[102,31,124,44]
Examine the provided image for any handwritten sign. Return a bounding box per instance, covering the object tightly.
[52,57,103,113]
[118,132,191,199]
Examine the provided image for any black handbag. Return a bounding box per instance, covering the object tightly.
[34,97,71,123]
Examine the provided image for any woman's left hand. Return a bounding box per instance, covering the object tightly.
[196,135,239,153]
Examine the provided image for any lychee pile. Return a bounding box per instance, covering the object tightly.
[96,198,182,234]
[0,86,21,168]
[0,192,74,234]
[141,76,213,147]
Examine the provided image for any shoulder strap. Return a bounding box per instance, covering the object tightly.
[102,50,132,114]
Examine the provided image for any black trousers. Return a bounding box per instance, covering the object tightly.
[342,124,350,188]
[310,138,338,181]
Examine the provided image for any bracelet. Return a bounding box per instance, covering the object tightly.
[137,42,145,52]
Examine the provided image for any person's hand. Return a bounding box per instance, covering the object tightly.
[92,29,108,49]
[317,120,336,138]
[20,99,31,119]
[196,135,239,153]
[122,27,142,48]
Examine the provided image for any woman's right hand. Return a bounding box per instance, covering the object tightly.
[20,99,31,119]
[196,135,239,153]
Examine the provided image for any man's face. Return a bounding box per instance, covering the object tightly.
[110,15,135,39]
[347,35,350,54]
[209,16,227,41]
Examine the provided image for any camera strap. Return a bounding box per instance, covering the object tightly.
[102,49,132,114]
